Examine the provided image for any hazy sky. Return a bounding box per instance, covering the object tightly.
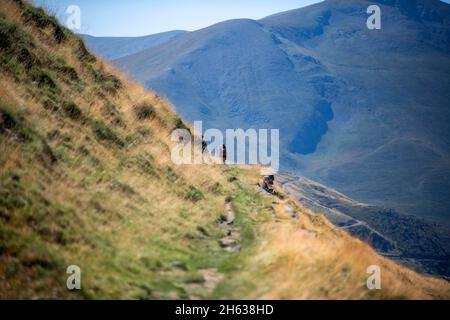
[34,0,323,36]
[34,0,450,37]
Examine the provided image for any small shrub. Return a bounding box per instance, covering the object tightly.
[110,180,135,195]
[0,109,17,133]
[164,166,179,183]
[76,38,96,62]
[19,241,60,269]
[82,62,97,78]
[101,101,119,117]
[53,25,67,43]
[101,102,124,127]
[135,154,158,177]
[0,107,33,141]
[136,126,152,137]
[92,120,124,147]
[0,17,38,69]
[0,56,21,78]
[22,7,55,28]
[196,226,209,237]
[41,97,58,112]
[174,116,188,129]
[61,101,82,120]
[184,186,204,202]
[39,141,57,166]
[53,58,79,82]
[21,7,67,43]
[134,102,155,120]
[29,68,59,93]
[77,145,90,156]
[61,66,78,80]
[95,71,122,94]
[140,257,163,271]
[112,117,125,127]
[17,46,37,68]
[167,115,189,131]
[209,182,223,195]
[46,129,60,140]
[36,71,56,88]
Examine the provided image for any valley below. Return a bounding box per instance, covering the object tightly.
[278,171,450,279]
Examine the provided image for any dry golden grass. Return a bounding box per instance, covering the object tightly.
[223,194,450,299]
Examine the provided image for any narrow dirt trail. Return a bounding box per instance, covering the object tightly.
[218,202,240,253]
[187,201,240,299]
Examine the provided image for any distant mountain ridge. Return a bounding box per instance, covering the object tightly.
[80,30,187,60]
[104,0,450,228]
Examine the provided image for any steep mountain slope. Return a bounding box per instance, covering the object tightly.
[81,30,187,60]
[278,172,450,278]
[113,0,450,228]
[1,0,449,299]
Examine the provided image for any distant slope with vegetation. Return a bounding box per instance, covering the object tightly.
[0,0,449,299]
[278,172,450,279]
[81,30,187,61]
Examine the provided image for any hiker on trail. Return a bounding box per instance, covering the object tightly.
[201,135,207,153]
[222,144,227,164]
[263,175,275,194]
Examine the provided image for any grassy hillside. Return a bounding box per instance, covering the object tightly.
[113,0,450,228]
[0,0,449,299]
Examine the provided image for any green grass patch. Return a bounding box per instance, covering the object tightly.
[21,6,67,43]
[51,56,79,82]
[184,186,204,202]
[61,101,82,120]
[134,153,158,177]
[0,16,38,72]
[91,120,125,147]
[28,67,60,94]
[0,104,34,141]
[75,37,96,63]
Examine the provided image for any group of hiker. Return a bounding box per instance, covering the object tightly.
[201,135,275,194]
[201,135,226,164]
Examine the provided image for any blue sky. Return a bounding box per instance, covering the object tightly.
[34,0,322,36]
[34,0,450,37]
